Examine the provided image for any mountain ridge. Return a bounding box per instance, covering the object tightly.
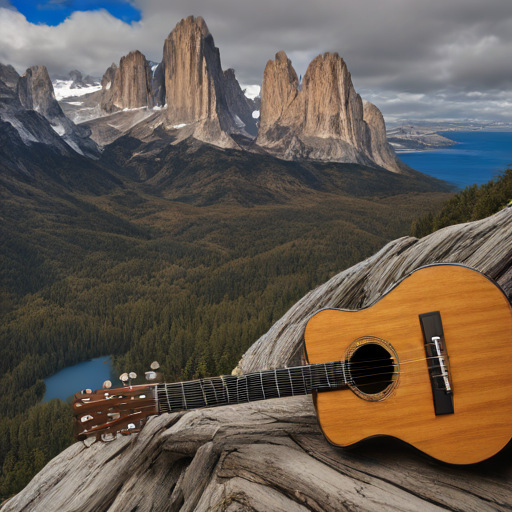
[29,15,409,175]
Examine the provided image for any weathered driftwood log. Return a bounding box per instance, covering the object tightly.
[2,208,512,512]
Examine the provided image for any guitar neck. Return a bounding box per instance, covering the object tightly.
[156,360,348,414]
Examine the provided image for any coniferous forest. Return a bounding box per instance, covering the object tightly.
[0,138,465,499]
[411,167,512,237]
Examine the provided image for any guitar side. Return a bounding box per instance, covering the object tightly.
[304,264,512,465]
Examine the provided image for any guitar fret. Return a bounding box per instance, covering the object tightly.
[222,376,231,404]
[275,369,281,398]
[181,381,187,409]
[324,364,331,388]
[341,360,347,386]
[288,368,294,396]
[260,372,266,400]
[164,384,171,411]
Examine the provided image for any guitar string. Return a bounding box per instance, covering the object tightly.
[78,363,453,435]
[82,362,443,412]
[78,365,427,414]
[156,363,450,408]
[84,355,439,399]
[77,358,447,415]
[155,364,445,405]
[85,365,442,412]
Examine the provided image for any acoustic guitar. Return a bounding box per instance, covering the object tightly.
[72,264,512,465]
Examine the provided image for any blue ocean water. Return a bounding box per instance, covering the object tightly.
[43,356,115,402]
[397,132,512,189]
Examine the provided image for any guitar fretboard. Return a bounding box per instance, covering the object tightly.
[157,361,348,414]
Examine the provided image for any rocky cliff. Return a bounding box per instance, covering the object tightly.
[0,63,21,107]
[0,63,99,161]
[17,66,99,158]
[2,208,511,512]
[81,16,253,149]
[256,51,405,173]
[223,68,258,136]
[99,51,155,112]
[362,100,407,177]
[161,15,248,148]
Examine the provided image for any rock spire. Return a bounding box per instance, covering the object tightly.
[7,65,99,158]
[256,51,404,173]
[17,65,61,118]
[99,51,159,113]
[161,15,246,148]
[111,51,154,110]
[92,16,253,148]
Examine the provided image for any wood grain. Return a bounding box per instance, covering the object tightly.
[304,264,512,465]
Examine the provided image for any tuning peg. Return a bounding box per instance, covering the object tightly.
[145,371,157,381]
[103,380,112,389]
[150,361,160,370]
[129,372,137,379]
[119,373,129,386]
[81,389,92,394]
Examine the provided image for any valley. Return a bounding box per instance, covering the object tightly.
[0,129,452,496]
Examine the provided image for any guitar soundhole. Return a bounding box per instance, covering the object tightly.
[348,341,398,400]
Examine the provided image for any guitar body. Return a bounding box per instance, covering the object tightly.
[304,264,512,465]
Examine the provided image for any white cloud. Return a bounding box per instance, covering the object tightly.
[0,0,511,123]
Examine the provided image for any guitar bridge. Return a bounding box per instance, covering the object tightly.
[419,311,454,415]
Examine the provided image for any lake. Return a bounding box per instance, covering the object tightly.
[397,131,512,189]
[42,356,116,402]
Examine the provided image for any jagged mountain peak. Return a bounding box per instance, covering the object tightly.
[29,15,407,174]
[256,50,405,173]
[161,14,248,148]
[114,50,154,110]
[259,51,299,133]
[18,65,59,116]
[0,62,99,161]
[0,62,20,90]
[173,14,211,38]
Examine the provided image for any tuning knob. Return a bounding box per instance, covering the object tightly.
[119,373,129,385]
[150,361,160,370]
[145,371,157,381]
[129,372,137,379]
[103,380,112,389]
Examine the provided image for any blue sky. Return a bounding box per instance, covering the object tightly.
[10,0,141,25]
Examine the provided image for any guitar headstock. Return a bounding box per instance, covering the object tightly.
[72,383,158,442]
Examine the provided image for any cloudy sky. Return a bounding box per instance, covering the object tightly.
[0,0,511,124]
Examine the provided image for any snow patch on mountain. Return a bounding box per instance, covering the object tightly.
[53,80,102,100]
[240,84,261,100]
[51,123,66,136]
[1,114,38,144]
